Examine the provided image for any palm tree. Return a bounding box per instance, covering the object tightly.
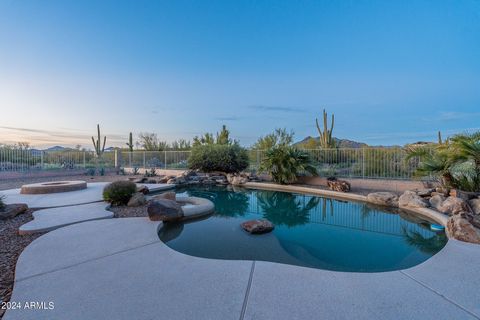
[259,146,318,184]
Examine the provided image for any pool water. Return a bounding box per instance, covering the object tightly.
[158,186,447,272]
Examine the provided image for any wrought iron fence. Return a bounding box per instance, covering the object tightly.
[0,147,420,180]
[0,148,115,172]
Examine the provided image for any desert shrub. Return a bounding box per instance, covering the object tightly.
[259,145,318,184]
[102,181,137,205]
[188,144,249,173]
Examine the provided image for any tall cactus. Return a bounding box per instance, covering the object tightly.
[126,132,134,151]
[316,109,336,148]
[437,131,443,144]
[91,124,106,157]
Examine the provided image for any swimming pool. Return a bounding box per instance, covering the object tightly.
[158,186,447,272]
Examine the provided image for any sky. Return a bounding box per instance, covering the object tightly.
[1,0,480,148]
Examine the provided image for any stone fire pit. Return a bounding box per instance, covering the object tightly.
[20,181,87,194]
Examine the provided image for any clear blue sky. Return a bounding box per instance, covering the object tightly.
[1,0,479,148]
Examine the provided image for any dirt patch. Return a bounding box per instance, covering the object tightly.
[0,210,45,318]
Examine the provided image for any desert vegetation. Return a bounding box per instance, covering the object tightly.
[406,131,480,192]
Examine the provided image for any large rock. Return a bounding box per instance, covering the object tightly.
[366,192,399,207]
[241,219,274,234]
[399,190,429,209]
[127,192,147,207]
[469,198,480,215]
[438,196,471,215]
[416,188,435,197]
[326,177,351,193]
[147,199,184,222]
[231,176,248,186]
[137,185,149,195]
[429,194,446,211]
[446,214,480,244]
[0,203,28,220]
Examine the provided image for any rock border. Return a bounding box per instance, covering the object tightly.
[243,182,448,228]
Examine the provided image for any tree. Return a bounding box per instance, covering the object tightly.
[252,128,294,150]
[259,145,318,184]
[193,125,236,146]
[138,132,168,151]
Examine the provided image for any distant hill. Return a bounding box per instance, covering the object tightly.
[294,136,368,148]
[45,146,67,151]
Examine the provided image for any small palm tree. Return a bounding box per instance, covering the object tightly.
[259,146,318,184]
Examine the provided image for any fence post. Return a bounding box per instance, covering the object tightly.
[362,148,366,179]
[114,149,118,168]
[164,151,167,170]
[83,152,86,168]
[40,151,44,170]
[143,151,146,168]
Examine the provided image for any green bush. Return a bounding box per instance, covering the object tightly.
[259,146,318,184]
[188,144,249,173]
[102,181,137,205]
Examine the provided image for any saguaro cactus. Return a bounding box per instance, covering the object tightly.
[438,131,443,144]
[91,124,106,157]
[316,109,336,148]
[126,132,134,151]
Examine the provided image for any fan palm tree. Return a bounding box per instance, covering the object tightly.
[259,146,318,184]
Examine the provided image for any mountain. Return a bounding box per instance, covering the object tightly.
[45,146,67,151]
[294,136,368,148]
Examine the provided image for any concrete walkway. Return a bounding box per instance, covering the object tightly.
[18,202,113,234]
[5,218,480,320]
[2,182,174,208]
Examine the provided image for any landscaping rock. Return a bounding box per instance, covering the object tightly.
[127,193,147,207]
[366,192,398,207]
[241,219,274,234]
[468,198,480,215]
[132,177,147,184]
[147,199,184,222]
[437,196,471,215]
[446,214,480,244]
[166,178,176,184]
[153,191,176,201]
[326,177,351,192]
[449,189,476,201]
[137,185,149,195]
[0,203,28,220]
[158,176,169,183]
[416,188,435,197]
[429,194,446,211]
[399,190,429,208]
[231,176,248,186]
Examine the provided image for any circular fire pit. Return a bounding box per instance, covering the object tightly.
[20,181,87,194]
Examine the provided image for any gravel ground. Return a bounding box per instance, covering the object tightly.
[0,210,44,318]
[109,204,149,218]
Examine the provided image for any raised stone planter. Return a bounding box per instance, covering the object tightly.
[20,181,87,194]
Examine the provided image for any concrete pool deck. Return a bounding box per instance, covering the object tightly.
[2,182,174,208]
[5,218,480,320]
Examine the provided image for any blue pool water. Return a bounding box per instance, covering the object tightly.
[158,186,447,272]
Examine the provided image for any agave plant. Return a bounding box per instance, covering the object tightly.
[259,145,318,184]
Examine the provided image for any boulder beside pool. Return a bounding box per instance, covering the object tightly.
[241,219,274,234]
[147,199,184,222]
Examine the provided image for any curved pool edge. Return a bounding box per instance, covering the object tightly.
[243,182,449,228]
[5,217,480,320]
